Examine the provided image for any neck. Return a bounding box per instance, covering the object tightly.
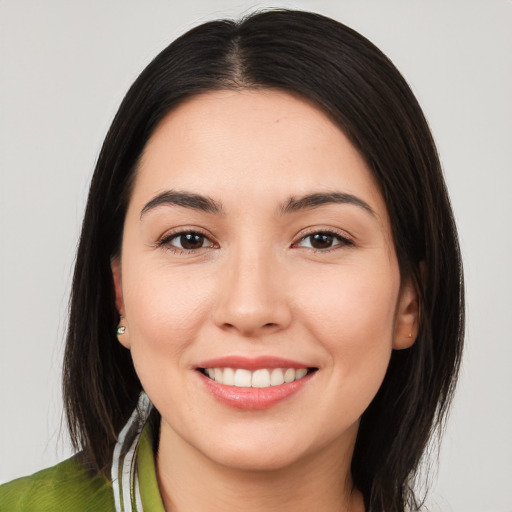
[155,421,365,512]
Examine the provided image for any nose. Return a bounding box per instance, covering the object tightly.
[212,247,292,338]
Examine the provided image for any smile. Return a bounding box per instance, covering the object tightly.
[196,357,318,410]
[201,367,311,388]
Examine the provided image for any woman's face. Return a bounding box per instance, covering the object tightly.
[113,89,418,472]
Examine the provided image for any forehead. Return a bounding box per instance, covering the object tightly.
[134,89,386,218]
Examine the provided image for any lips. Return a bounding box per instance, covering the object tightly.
[196,356,317,410]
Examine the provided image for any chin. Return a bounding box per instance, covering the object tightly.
[205,442,308,473]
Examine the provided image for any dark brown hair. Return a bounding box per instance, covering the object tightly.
[63,9,464,511]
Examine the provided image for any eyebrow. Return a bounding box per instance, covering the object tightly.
[140,190,224,218]
[280,192,375,216]
[140,190,375,219]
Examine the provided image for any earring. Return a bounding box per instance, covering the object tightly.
[117,317,126,336]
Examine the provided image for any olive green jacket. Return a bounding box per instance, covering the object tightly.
[0,426,165,512]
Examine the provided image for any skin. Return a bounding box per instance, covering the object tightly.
[112,89,419,512]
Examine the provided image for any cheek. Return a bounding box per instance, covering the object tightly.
[298,262,398,338]
[295,263,398,398]
[122,262,215,368]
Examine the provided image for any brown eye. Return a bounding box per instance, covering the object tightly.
[296,231,352,251]
[164,232,214,251]
[309,233,334,249]
[180,233,205,249]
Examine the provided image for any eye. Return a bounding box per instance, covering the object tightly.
[160,231,216,252]
[295,231,352,250]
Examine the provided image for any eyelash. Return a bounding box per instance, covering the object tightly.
[156,228,354,254]
[157,229,217,254]
[293,229,354,252]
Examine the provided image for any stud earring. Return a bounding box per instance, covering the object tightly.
[117,317,126,336]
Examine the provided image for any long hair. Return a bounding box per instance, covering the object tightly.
[63,9,464,511]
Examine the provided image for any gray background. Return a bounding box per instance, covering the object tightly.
[1,1,511,511]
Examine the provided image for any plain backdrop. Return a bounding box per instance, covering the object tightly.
[1,1,511,511]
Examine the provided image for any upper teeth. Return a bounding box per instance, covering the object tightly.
[204,368,308,388]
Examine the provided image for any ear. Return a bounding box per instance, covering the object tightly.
[111,257,130,349]
[393,274,420,350]
[111,257,125,315]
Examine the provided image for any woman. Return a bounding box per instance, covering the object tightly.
[0,9,464,512]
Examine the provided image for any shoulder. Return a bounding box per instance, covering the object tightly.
[0,455,114,512]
